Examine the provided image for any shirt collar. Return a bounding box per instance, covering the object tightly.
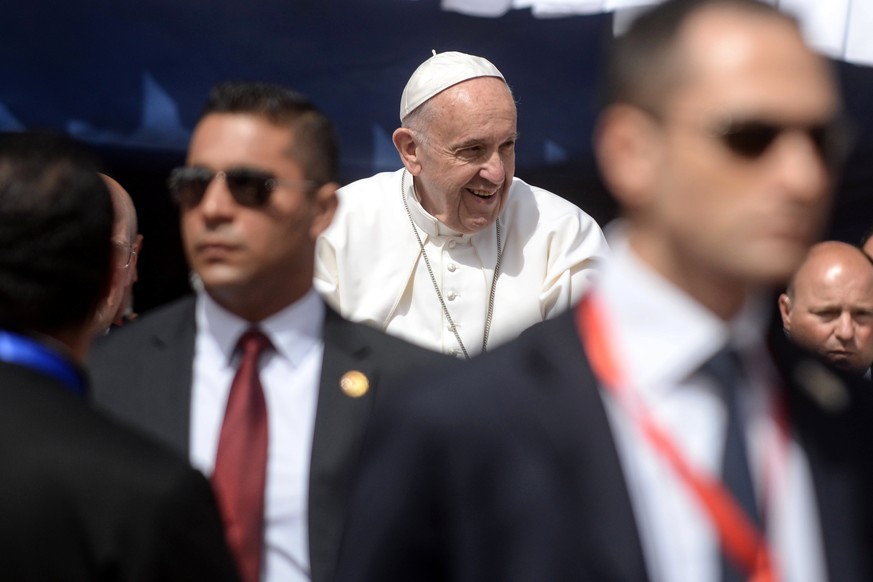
[197,288,324,368]
[597,231,770,394]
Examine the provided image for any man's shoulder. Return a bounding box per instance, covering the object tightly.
[395,310,585,408]
[323,306,448,370]
[337,170,403,201]
[89,296,196,404]
[92,295,196,356]
[0,362,196,487]
[0,373,237,579]
[326,170,407,236]
[365,309,592,457]
[508,176,593,219]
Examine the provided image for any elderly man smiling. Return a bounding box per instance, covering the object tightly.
[315,51,609,358]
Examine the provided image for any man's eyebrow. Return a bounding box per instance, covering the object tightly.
[451,133,520,151]
[450,138,486,151]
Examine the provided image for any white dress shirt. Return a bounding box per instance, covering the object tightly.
[190,289,324,582]
[315,168,610,356]
[594,236,828,582]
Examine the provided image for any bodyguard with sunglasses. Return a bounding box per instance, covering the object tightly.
[89,82,445,582]
[334,1,873,581]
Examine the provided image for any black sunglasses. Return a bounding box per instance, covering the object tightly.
[714,117,851,164]
[168,167,318,208]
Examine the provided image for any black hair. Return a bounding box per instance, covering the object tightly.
[0,132,113,334]
[201,81,339,185]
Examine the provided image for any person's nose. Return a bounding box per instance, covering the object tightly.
[771,130,831,204]
[199,174,237,223]
[834,312,855,342]
[479,150,506,185]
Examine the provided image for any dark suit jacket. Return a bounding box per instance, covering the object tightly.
[334,309,873,582]
[89,295,447,582]
[0,360,239,581]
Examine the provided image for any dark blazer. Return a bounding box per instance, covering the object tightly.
[0,360,239,581]
[334,309,873,582]
[89,295,447,582]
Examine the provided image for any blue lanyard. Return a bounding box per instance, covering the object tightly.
[0,330,85,397]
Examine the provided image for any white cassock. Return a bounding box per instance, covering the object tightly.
[315,168,610,357]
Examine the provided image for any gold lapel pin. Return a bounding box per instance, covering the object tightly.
[340,370,369,398]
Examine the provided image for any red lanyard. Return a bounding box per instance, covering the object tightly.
[575,294,779,582]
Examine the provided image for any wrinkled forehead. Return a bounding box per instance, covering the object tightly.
[424,78,518,143]
[435,77,515,111]
[668,7,839,121]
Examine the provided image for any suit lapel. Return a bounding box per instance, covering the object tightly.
[308,307,380,582]
[526,312,650,582]
[138,297,197,457]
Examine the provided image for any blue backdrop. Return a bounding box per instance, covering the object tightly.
[2,1,870,311]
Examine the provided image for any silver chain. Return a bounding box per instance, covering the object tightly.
[401,170,502,360]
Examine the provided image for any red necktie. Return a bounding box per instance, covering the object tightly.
[212,328,272,582]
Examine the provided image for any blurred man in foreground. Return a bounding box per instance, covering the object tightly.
[0,132,238,581]
[335,1,873,581]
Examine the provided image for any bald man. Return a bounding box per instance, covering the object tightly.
[779,241,873,375]
[91,174,142,334]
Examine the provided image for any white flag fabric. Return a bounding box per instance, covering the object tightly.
[436,0,873,67]
[441,0,513,16]
[779,0,851,58]
[515,0,604,17]
[844,0,873,66]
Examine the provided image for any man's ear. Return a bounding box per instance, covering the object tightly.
[393,128,423,176]
[122,236,142,287]
[309,182,339,240]
[594,104,662,212]
[778,293,792,332]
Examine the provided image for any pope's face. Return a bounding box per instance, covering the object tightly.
[409,77,517,234]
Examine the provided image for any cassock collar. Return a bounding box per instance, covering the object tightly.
[401,170,502,270]
[403,170,466,240]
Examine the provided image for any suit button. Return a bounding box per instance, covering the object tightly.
[447,290,457,301]
[447,263,457,272]
[448,240,457,249]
